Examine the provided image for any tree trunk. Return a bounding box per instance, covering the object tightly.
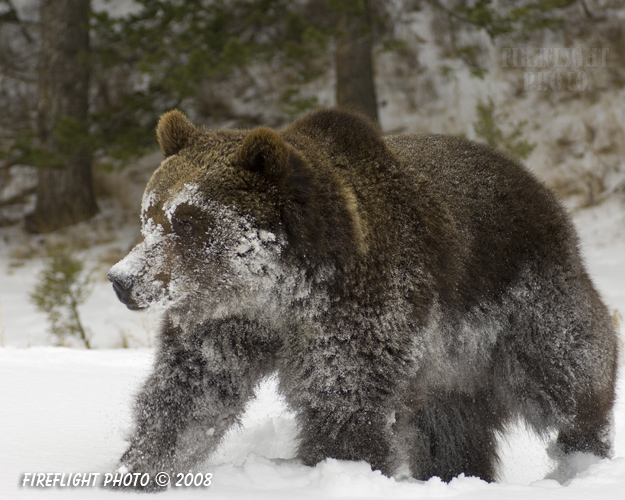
[334,0,379,123]
[26,0,97,233]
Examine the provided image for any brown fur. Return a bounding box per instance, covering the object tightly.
[107,108,618,490]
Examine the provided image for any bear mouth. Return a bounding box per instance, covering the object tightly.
[125,302,148,312]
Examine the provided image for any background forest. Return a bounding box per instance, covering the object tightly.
[1,0,625,235]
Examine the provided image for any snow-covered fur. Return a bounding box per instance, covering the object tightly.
[107,108,618,490]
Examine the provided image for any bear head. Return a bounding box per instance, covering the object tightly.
[107,110,314,325]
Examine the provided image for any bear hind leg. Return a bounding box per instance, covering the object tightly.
[543,384,616,482]
[405,391,506,482]
[554,384,615,459]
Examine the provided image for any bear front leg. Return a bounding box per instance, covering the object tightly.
[115,316,279,491]
[279,315,414,477]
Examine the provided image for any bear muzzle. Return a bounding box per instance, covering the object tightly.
[107,269,145,311]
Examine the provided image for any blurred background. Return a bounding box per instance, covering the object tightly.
[1,0,624,349]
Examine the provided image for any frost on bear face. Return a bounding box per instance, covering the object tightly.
[107,179,288,327]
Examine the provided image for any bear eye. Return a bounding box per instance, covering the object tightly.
[173,219,194,236]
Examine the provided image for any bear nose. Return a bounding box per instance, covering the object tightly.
[107,270,134,305]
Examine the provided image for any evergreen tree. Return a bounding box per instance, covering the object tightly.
[26,0,97,233]
[30,245,92,349]
[332,0,379,122]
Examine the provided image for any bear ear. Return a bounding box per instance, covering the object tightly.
[238,127,291,181]
[156,110,197,158]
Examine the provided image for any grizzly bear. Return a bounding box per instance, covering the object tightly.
[108,108,618,490]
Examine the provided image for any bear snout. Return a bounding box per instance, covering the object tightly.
[107,269,142,310]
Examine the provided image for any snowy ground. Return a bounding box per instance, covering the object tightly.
[1,198,624,499]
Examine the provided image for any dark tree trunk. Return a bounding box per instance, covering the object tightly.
[334,0,379,123]
[26,0,97,233]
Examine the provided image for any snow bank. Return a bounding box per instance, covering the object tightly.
[0,344,623,499]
